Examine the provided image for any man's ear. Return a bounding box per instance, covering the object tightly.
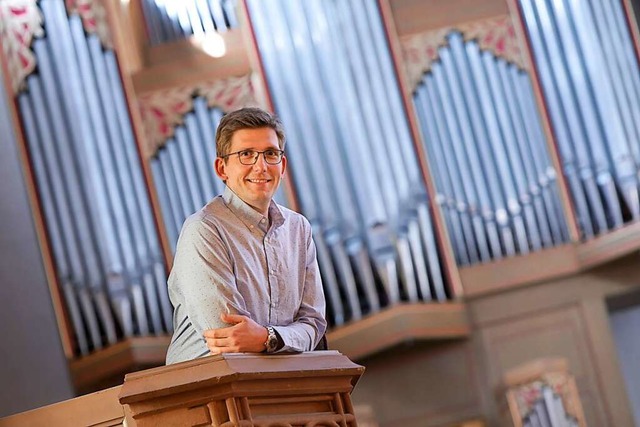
[214,157,228,181]
[280,155,287,176]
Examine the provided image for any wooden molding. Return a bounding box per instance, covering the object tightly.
[461,221,640,297]
[577,220,640,266]
[327,302,470,360]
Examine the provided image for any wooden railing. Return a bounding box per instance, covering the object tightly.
[0,351,364,427]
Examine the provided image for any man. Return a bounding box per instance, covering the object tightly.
[165,107,327,364]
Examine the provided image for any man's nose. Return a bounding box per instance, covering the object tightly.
[253,153,268,169]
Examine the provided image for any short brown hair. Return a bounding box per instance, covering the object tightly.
[215,107,286,158]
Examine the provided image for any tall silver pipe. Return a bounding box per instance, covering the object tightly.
[448,33,513,257]
[519,0,594,238]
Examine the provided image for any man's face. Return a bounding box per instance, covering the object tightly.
[215,127,287,216]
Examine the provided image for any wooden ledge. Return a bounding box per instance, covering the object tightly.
[460,220,640,297]
[326,302,470,360]
[69,303,469,393]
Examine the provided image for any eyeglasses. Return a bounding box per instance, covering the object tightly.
[221,149,285,165]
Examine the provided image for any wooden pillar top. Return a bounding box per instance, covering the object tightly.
[119,350,365,405]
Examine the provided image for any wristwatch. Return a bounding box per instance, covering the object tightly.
[264,326,279,353]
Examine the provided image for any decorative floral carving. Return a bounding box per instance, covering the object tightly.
[139,86,196,157]
[0,0,44,94]
[139,74,260,157]
[66,0,112,49]
[512,372,576,420]
[401,15,524,91]
[197,73,260,112]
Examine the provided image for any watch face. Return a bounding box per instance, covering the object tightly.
[266,327,278,352]
[267,335,278,352]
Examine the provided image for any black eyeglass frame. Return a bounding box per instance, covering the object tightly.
[220,149,285,165]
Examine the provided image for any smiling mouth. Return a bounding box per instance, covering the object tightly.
[247,178,271,183]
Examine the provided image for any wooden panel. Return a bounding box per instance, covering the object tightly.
[248,395,334,416]
[352,340,482,427]
[135,404,211,426]
[389,0,509,36]
[132,29,251,95]
[459,244,579,297]
[469,272,640,426]
[482,305,612,427]
[578,298,636,426]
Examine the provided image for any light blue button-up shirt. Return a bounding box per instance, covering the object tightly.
[166,186,327,364]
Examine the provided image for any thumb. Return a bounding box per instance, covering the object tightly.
[221,312,246,324]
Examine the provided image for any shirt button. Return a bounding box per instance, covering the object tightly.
[271,302,276,308]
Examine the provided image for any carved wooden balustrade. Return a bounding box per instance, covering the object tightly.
[0,351,365,427]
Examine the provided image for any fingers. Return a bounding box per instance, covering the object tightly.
[203,327,232,339]
[204,336,240,354]
[203,316,268,354]
[221,313,247,324]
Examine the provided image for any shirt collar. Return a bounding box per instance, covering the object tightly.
[222,186,285,231]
